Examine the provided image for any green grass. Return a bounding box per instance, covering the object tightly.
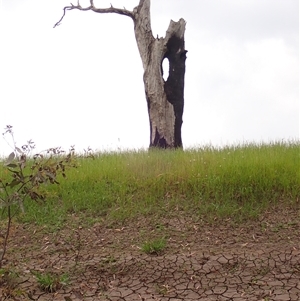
[0,141,299,226]
[141,237,167,254]
[32,271,69,293]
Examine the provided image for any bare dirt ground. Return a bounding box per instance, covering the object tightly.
[1,204,299,301]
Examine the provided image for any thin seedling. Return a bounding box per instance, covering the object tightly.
[0,125,78,267]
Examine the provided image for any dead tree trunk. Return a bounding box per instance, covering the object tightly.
[54,0,187,149]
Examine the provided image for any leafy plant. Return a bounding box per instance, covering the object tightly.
[141,238,166,255]
[0,125,77,267]
[32,271,69,293]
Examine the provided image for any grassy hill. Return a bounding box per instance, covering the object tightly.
[1,141,298,228]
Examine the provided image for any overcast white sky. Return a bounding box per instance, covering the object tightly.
[1,0,299,155]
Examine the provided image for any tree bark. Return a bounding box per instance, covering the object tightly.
[133,0,187,148]
[54,0,187,149]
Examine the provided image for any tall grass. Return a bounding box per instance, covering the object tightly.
[1,141,299,226]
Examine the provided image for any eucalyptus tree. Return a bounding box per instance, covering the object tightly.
[55,0,187,148]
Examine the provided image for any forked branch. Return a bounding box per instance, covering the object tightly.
[53,0,135,28]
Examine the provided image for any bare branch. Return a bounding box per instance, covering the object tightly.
[54,0,135,28]
[53,5,75,28]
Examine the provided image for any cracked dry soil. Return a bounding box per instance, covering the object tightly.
[1,205,299,301]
